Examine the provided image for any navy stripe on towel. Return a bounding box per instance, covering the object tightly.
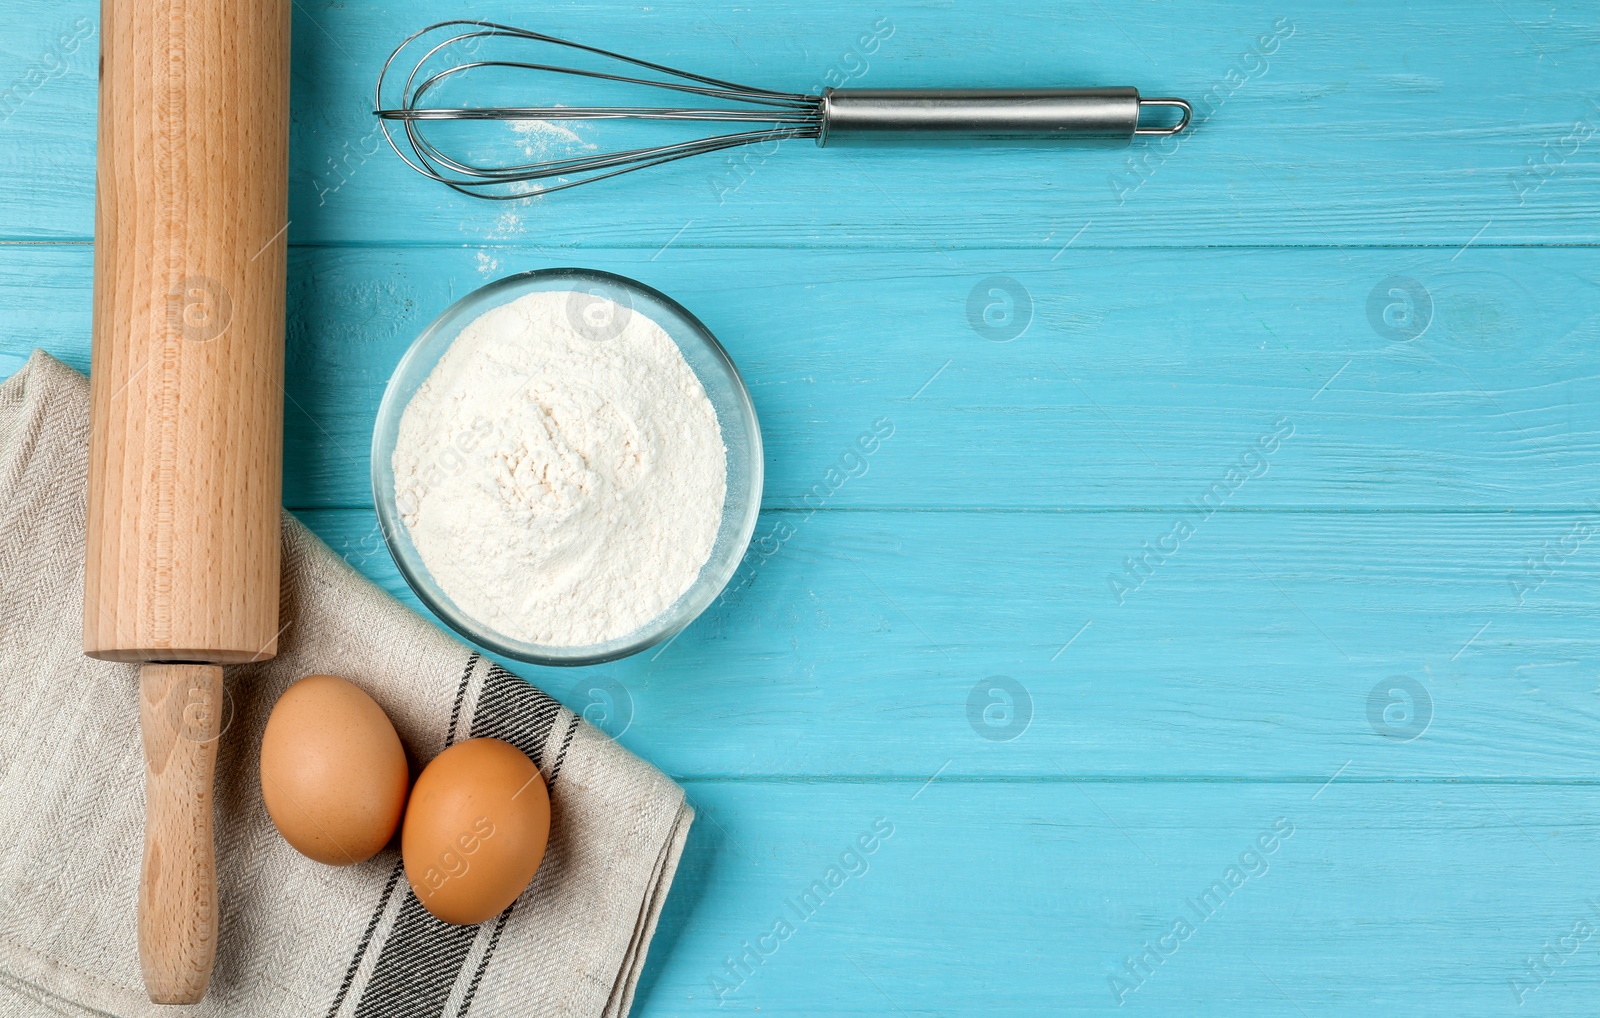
[353,897,479,1018]
[469,663,562,764]
[339,657,576,1018]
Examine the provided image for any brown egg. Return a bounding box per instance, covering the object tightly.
[259,674,410,865]
[402,738,551,925]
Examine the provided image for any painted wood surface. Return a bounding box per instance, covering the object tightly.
[1,0,1597,1015]
[5,245,1598,510]
[2,3,1598,247]
[292,507,1600,783]
[651,780,1600,1015]
[645,780,1600,1015]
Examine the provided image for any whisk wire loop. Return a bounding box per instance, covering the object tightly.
[375,20,824,198]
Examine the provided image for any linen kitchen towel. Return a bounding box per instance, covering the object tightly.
[0,350,693,1018]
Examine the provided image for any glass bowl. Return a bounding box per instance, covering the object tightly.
[371,268,763,666]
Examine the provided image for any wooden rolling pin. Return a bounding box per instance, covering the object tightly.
[83,0,291,1003]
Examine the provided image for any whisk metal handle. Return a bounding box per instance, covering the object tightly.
[819,88,1189,146]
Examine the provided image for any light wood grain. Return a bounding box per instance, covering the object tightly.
[80,0,291,1005]
[81,0,291,663]
[138,663,222,1005]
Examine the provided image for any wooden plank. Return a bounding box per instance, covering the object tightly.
[3,244,1597,510]
[294,507,1600,781]
[0,1,1596,245]
[631,779,1600,1015]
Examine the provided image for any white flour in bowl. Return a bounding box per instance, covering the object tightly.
[391,289,727,647]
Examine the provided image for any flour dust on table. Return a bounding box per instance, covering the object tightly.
[392,289,727,647]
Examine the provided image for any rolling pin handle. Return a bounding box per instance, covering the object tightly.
[138,663,223,1004]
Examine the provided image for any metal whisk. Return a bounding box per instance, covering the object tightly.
[375,20,1191,199]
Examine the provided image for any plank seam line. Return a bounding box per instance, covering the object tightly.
[7,240,1600,251]
[291,505,1600,516]
[670,776,1600,786]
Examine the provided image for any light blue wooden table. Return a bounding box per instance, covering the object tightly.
[4,1,1599,1013]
